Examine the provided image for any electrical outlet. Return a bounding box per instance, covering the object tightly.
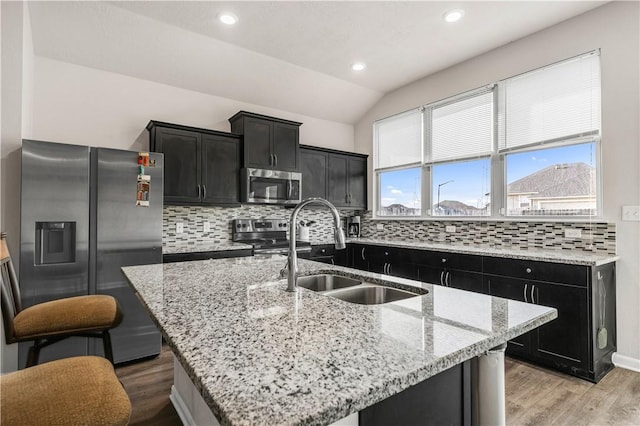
[203,222,210,232]
[176,223,184,234]
[445,225,456,233]
[622,205,640,221]
[564,228,582,239]
[376,224,384,230]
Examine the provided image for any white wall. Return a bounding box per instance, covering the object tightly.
[31,58,354,153]
[355,2,640,367]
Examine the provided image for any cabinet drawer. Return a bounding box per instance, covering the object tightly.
[483,256,588,287]
[413,250,482,273]
[311,244,335,257]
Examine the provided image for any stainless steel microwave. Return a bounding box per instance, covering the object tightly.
[241,168,301,205]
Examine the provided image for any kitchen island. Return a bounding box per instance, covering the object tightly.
[122,255,556,426]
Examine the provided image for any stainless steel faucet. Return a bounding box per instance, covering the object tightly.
[287,198,346,292]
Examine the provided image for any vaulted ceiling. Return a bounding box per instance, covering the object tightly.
[27,1,607,124]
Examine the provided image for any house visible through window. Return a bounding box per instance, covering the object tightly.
[506,143,597,216]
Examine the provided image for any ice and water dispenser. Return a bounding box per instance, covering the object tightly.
[34,222,76,265]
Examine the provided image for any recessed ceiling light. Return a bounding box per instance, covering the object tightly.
[352,62,366,72]
[443,9,464,23]
[218,12,238,25]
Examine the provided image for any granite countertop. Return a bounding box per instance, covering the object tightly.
[163,241,252,255]
[346,238,619,266]
[122,256,556,426]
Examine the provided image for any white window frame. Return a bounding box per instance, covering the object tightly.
[372,50,602,221]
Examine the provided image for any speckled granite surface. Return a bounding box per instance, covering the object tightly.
[163,241,252,254]
[122,256,556,426]
[347,238,619,266]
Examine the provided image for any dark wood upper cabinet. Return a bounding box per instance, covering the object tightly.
[300,145,367,209]
[300,148,327,199]
[347,156,367,208]
[201,134,241,204]
[150,126,201,204]
[328,154,349,206]
[147,121,241,205]
[229,111,301,172]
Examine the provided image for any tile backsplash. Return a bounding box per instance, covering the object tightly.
[163,205,354,251]
[164,206,615,255]
[358,212,616,254]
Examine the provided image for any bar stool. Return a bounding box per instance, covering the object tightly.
[1,355,132,425]
[0,232,123,366]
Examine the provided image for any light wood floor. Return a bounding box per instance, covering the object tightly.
[116,345,640,426]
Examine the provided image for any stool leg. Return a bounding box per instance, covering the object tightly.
[26,340,41,367]
[102,330,115,364]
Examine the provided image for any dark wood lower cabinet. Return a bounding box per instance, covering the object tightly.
[418,265,486,293]
[344,243,616,383]
[486,261,616,382]
[359,361,471,426]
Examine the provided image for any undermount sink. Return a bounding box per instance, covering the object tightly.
[297,274,424,305]
[325,284,422,305]
[297,274,362,292]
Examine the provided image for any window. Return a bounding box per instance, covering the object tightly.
[428,89,493,216]
[374,110,422,217]
[499,51,600,217]
[373,51,601,219]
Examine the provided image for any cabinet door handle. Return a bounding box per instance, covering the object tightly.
[197,184,202,200]
[524,283,528,302]
[274,154,278,167]
[361,247,365,260]
[526,267,532,274]
[440,271,445,286]
[287,180,292,199]
[441,258,447,263]
[388,264,392,275]
[202,185,207,200]
[446,271,451,287]
[531,285,536,304]
[331,258,335,265]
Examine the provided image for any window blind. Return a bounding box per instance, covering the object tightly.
[375,109,422,169]
[429,89,494,163]
[499,52,601,151]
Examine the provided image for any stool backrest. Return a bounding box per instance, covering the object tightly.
[1,232,22,343]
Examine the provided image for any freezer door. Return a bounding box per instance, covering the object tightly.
[93,148,163,363]
[19,139,91,366]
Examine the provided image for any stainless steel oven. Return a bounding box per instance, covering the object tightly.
[232,219,311,256]
[242,168,301,205]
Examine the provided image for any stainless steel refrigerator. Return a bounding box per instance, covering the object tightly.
[20,139,163,367]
